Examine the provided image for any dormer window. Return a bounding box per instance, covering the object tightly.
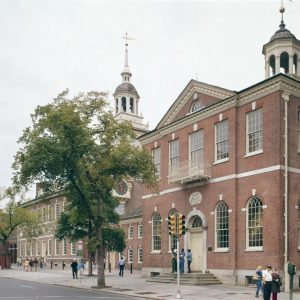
[190,100,203,113]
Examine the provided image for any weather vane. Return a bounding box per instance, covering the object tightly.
[122,32,134,48]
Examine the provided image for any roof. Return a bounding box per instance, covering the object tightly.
[120,206,142,220]
[270,21,296,42]
[114,82,140,98]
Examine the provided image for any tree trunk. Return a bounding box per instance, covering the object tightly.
[96,226,106,287]
[88,247,93,276]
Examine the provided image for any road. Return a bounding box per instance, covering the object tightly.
[0,277,147,300]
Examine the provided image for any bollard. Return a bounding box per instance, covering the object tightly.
[109,262,111,273]
[130,262,133,274]
[51,261,53,269]
[62,261,65,270]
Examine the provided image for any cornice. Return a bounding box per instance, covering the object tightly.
[140,75,300,146]
[157,80,234,129]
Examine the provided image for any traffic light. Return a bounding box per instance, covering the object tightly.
[168,214,177,236]
[178,214,186,236]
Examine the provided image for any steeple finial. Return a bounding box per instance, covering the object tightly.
[121,32,134,82]
[279,0,285,27]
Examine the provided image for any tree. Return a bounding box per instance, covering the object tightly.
[0,189,37,268]
[12,90,157,287]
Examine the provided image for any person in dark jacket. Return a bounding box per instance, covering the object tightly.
[71,259,78,279]
[255,265,264,298]
[271,268,281,300]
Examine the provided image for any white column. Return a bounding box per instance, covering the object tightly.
[136,100,139,115]
[265,60,270,78]
[126,97,130,113]
[275,56,280,74]
[297,58,300,77]
[289,55,293,75]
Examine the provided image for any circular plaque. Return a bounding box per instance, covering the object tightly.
[189,192,202,206]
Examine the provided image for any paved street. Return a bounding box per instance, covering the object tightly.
[0,277,146,300]
[0,266,300,300]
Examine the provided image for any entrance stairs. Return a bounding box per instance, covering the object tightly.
[146,271,221,286]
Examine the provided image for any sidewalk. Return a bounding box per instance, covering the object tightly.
[1,266,300,300]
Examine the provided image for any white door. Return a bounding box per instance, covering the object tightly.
[190,229,203,272]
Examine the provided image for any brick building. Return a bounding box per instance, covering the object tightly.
[139,15,300,287]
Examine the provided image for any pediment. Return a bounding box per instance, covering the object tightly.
[156,79,235,129]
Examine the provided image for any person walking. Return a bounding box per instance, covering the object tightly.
[119,256,125,277]
[71,259,78,279]
[179,248,185,274]
[171,248,177,273]
[29,259,34,271]
[24,258,29,272]
[271,268,281,300]
[263,265,273,300]
[255,265,264,298]
[33,257,38,271]
[186,249,192,273]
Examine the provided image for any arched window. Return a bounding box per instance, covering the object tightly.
[280,52,289,74]
[152,212,161,251]
[293,54,298,75]
[121,97,126,112]
[168,208,178,251]
[190,100,202,113]
[191,216,203,228]
[269,55,275,76]
[215,202,229,249]
[297,200,300,249]
[130,98,134,113]
[247,196,263,248]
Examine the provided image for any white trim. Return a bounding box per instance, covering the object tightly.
[143,164,287,199]
[214,248,229,253]
[150,250,161,254]
[244,149,263,158]
[245,247,263,252]
[213,158,229,165]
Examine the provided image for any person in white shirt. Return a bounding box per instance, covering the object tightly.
[263,265,273,300]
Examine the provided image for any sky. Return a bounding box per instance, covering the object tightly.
[0,0,299,198]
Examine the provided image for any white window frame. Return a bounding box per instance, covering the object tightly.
[71,242,76,255]
[169,139,179,169]
[246,109,263,155]
[214,202,229,251]
[189,130,204,167]
[246,196,263,251]
[128,248,133,263]
[152,147,161,179]
[215,120,229,162]
[63,240,67,255]
[48,238,52,256]
[42,207,47,223]
[55,239,59,256]
[138,224,143,239]
[55,203,60,220]
[48,205,53,221]
[128,226,133,239]
[138,248,143,263]
[152,212,162,252]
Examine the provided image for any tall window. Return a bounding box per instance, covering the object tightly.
[55,203,61,220]
[48,205,53,221]
[152,212,161,251]
[128,249,133,263]
[153,147,161,179]
[55,239,59,255]
[247,109,263,153]
[48,239,52,256]
[138,248,143,263]
[247,196,263,248]
[63,240,67,255]
[215,202,229,249]
[169,139,179,168]
[189,130,204,167]
[215,120,229,161]
[128,226,133,239]
[168,208,178,251]
[298,201,300,249]
[42,207,47,223]
[298,110,300,152]
[71,242,76,255]
[138,225,143,239]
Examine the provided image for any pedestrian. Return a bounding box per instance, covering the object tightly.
[119,256,125,277]
[24,258,29,272]
[263,265,273,300]
[33,257,38,271]
[77,260,85,277]
[171,248,177,273]
[71,259,78,279]
[271,268,281,300]
[179,248,185,274]
[29,258,34,271]
[254,265,264,298]
[187,249,192,273]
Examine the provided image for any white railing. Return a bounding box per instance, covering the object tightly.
[168,160,211,184]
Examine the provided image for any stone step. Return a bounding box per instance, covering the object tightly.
[146,272,221,286]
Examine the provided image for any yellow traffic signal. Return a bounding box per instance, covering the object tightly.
[178,214,186,236]
[168,214,177,236]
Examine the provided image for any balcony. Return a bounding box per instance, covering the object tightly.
[168,160,211,184]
